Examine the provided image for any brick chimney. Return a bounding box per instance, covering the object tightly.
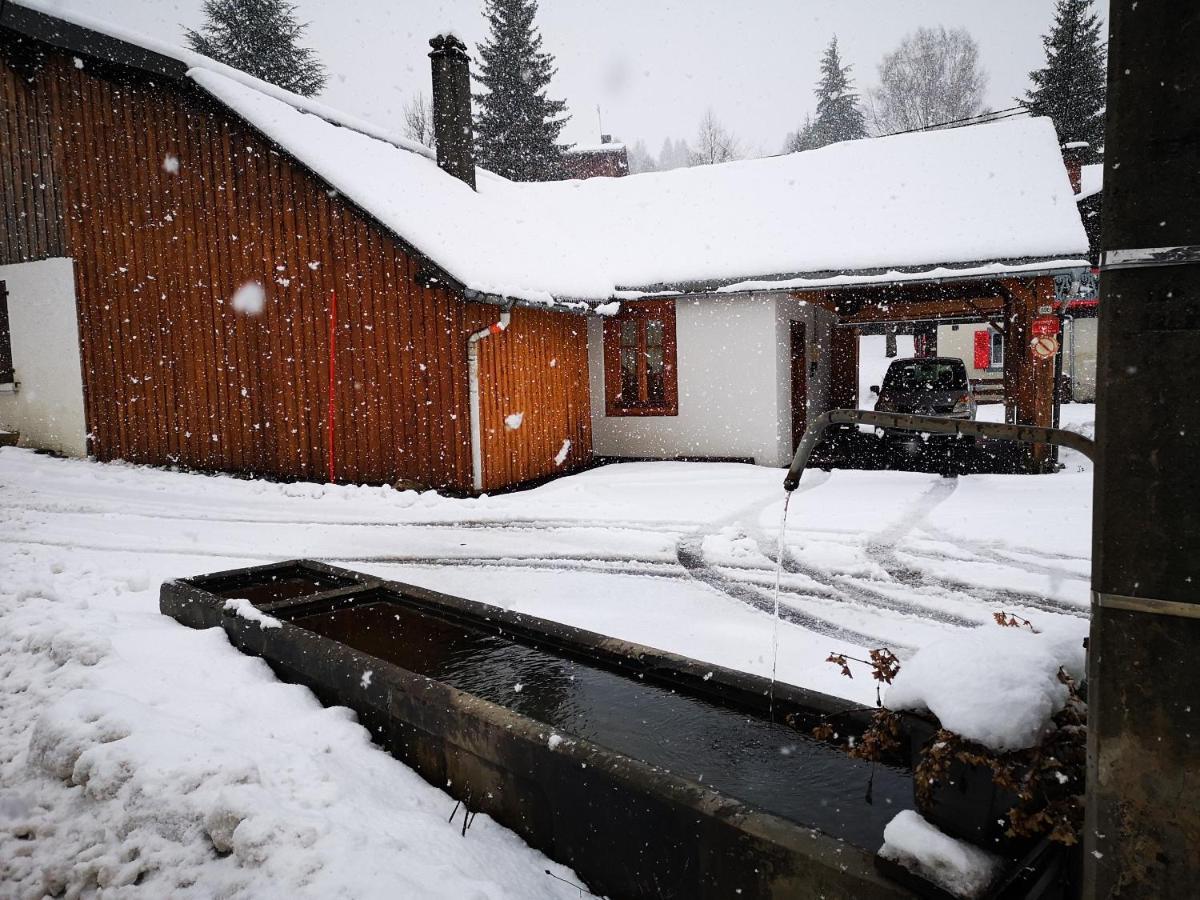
[1062,141,1089,194]
[428,34,476,190]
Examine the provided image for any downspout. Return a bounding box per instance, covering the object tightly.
[467,306,512,492]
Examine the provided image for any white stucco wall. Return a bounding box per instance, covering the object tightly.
[0,258,87,456]
[937,324,1003,381]
[588,292,834,467]
[1063,317,1097,402]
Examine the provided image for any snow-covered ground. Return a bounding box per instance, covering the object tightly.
[0,429,1093,895]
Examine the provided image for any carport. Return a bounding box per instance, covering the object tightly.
[798,271,1076,472]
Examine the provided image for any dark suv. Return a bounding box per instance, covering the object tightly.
[870,358,977,471]
[872,356,977,428]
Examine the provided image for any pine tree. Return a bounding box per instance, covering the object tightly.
[473,0,571,181]
[627,139,657,174]
[1019,0,1106,155]
[784,114,819,153]
[811,37,866,147]
[184,0,326,96]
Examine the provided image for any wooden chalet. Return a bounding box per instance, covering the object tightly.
[1,1,1094,490]
[1,4,589,493]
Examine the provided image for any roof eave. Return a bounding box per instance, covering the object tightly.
[615,256,1093,297]
[0,2,187,79]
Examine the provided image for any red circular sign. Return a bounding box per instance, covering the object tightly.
[1032,334,1059,360]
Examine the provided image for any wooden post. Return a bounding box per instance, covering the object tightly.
[829,326,859,410]
[1085,1,1200,894]
[1002,278,1056,471]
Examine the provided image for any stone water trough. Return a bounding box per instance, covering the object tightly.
[159,560,1066,899]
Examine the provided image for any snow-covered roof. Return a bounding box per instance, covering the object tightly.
[197,67,1090,304]
[6,0,1091,308]
[566,143,627,154]
[1077,163,1103,201]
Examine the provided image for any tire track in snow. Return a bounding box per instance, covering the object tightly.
[733,475,979,630]
[862,480,1087,618]
[755,537,981,629]
[671,473,919,651]
[0,500,693,535]
[675,534,907,651]
[344,556,687,581]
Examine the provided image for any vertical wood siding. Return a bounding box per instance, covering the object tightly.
[1,46,591,491]
[0,43,67,262]
[469,305,592,492]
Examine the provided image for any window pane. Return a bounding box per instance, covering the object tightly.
[646,345,664,374]
[646,319,664,347]
[646,347,665,404]
[991,332,1004,367]
[620,320,638,348]
[620,347,639,402]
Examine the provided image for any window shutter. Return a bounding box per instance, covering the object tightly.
[0,282,12,384]
[973,330,991,369]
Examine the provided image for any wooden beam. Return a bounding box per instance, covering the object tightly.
[835,296,1005,326]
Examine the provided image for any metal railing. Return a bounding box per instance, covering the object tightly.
[783,409,1096,491]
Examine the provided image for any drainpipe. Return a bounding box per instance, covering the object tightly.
[467,307,511,492]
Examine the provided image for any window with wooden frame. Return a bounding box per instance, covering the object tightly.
[602,300,678,416]
[0,282,13,385]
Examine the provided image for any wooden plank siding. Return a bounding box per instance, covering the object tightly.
[0,39,68,263]
[469,305,592,492]
[0,44,591,491]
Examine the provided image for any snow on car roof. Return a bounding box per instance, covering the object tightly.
[9,0,1091,308]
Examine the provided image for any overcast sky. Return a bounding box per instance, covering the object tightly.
[65,0,1108,156]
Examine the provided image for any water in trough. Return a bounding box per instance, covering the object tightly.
[291,596,913,851]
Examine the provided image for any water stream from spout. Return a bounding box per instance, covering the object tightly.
[769,491,793,719]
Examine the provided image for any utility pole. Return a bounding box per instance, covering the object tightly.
[1085,2,1200,896]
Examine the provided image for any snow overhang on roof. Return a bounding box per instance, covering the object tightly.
[1077,164,1103,202]
[681,258,1094,295]
[566,143,627,154]
[6,0,1092,312]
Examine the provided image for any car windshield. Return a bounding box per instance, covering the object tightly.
[882,360,967,393]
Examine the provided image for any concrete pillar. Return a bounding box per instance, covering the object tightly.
[1084,1,1200,896]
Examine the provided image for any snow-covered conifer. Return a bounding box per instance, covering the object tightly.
[811,37,866,147]
[473,0,571,181]
[1018,0,1106,156]
[184,0,326,97]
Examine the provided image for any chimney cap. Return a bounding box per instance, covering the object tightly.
[429,33,469,57]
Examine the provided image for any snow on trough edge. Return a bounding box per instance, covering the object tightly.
[879,810,1004,899]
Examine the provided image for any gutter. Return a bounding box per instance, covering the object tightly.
[467,305,512,492]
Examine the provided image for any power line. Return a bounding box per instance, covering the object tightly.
[880,105,1029,138]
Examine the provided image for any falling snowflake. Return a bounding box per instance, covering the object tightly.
[230,281,266,315]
